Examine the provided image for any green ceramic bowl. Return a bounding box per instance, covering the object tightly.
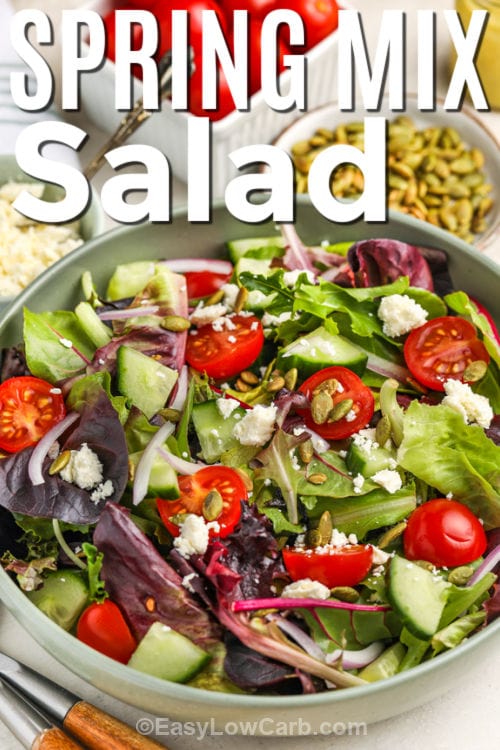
[0,200,498,733]
[0,154,104,311]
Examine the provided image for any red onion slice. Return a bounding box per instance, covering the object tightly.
[468,545,500,586]
[161,258,233,275]
[157,446,210,475]
[269,615,326,661]
[97,305,159,321]
[170,366,188,411]
[132,421,176,506]
[27,411,80,486]
[325,641,385,670]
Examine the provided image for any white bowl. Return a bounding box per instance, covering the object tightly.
[273,96,500,250]
[0,201,498,733]
[79,0,347,197]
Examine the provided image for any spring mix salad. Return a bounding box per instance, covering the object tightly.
[0,226,499,693]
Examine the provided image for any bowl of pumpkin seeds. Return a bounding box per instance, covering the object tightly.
[274,96,500,249]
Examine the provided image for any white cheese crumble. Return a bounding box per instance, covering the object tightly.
[282,269,316,287]
[59,338,73,349]
[352,473,365,494]
[232,404,277,446]
[370,469,402,494]
[189,303,227,327]
[59,443,114,504]
[281,578,331,600]
[221,283,240,310]
[182,572,198,593]
[216,397,240,419]
[59,443,104,490]
[212,315,237,332]
[261,311,292,328]
[442,378,493,429]
[173,514,220,559]
[377,294,428,337]
[330,528,358,547]
[0,182,83,297]
[371,546,392,565]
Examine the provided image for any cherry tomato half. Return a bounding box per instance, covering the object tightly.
[403,316,490,392]
[76,600,137,664]
[297,366,375,440]
[184,270,232,300]
[282,544,374,588]
[404,498,487,568]
[186,314,264,380]
[157,465,247,538]
[0,376,67,453]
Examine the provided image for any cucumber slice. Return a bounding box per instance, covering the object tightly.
[106,261,157,301]
[127,621,210,683]
[226,236,285,263]
[388,556,450,639]
[116,345,178,419]
[26,570,89,631]
[128,451,179,499]
[276,327,368,380]
[192,400,246,463]
[346,441,397,478]
[74,301,112,348]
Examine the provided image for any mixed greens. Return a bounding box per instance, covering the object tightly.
[0,228,498,693]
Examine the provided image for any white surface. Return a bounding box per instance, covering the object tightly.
[1,0,500,748]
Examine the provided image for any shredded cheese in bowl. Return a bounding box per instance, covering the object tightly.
[0,182,83,297]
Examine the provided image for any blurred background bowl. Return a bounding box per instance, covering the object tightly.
[273,96,500,251]
[0,153,104,312]
[0,199,498,732]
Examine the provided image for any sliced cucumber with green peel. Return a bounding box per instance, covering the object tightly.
[26,570,89,631]
[276,326,367,380]
[226,236,285,263]
[346,441,397,478]
[106,261,157,301]
[127,621,210,683]
[388,556,450,639]
[192,400,247,463]
[117,345,178,419]
[74,301,112,348]
[128,451,179,499]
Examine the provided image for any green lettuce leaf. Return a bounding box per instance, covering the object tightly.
[398,402,500,529]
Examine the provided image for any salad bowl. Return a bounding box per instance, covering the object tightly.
[0,199,498,733]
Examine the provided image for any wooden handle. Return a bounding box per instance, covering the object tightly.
[63,701,165,750]
[32,726,85,750]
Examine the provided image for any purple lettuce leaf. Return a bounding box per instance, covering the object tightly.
[0,387,128,524]
[93,502,222,649]
[347,239,435,291]
[87,326,182,377]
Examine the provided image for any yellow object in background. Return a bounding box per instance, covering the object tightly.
[454,0,500,109]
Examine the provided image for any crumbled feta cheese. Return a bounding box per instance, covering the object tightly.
[228,335,237,343]
[221,283,240,310]
[59,443,104,490]
[282,269,316,287]
[345,408,357,422]
[442,378,493,429]
[352,473,365,494]
[232,404,277,446]
[212,315,237,332]
[182,572,198,593]
[330,528,358,547]
[261,311,292,328]
[377,294,428,337]
[371,546,392,565]
[216,397,240,419]
[189,303,227,327]
[370,469,402,494]
[90,479,114,504]
[281,578,331,600]
[0,182,83,297]
[352,428,378,451]
[173,514,220,559]
[59,338,73,349]
[290,449,301,471]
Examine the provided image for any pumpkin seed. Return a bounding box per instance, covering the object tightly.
[307,472,328,485]
[330,586,359,603]
[317,511,333,543]
[375,414,392,447]
[160,315,191,332]
[49,450,71,476]
[202,489,224,521]
[311,390,334,424]
[377,521,407,549]
[328,398,354,422]
[305,528,323,548]
[462,359,488,382]
[234,286,248,314]
[240,369,260,385]
[298,439,314,464]
[284,367,298,391]
[266,375,286,393]
[157,407,181,422]
[447,566,474,585]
